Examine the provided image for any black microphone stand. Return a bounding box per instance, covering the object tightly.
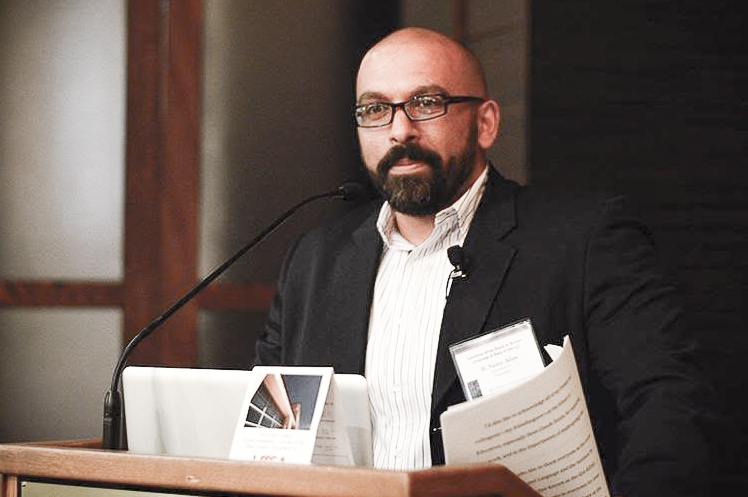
[102,183,365,450]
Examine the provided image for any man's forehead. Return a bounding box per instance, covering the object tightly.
[361,36,459,72]
[356,43,463,98]
[355,31,485,99]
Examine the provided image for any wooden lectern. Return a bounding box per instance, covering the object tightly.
[1,440,542,497]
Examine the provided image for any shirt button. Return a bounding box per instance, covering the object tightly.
[392,383,402,393]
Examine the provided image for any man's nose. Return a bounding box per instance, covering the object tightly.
[389,106,419,144]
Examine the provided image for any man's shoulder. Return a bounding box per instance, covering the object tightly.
[515,181,620,210]
[482,173,640,242]
[511,182,634,228]
[296,198,382,247]
[486,168,620,213]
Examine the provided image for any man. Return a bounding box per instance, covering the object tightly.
[255,28,711,496]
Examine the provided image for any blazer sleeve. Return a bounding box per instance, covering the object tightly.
[582,195,714,496]
[253,234,305,366]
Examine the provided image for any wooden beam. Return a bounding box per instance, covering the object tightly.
[1,474,19,497]
[124,0,202,366]
[0,281,123,307]
[0,280,277,313]
[452,0,467,42]
[197,283,275,312]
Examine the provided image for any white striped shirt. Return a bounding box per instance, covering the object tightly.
[365,167,488,470]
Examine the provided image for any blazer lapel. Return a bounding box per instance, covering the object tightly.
[323,206,382,374]
[432,170,519,412]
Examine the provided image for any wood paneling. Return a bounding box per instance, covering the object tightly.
[0,282,123,307]
[197,283,275,312]
[0,280,277,312]
[459,0,529,185]
[1,474,19,497]
[452,0,466,41]
[1,0,400,368]
[124,0,202,366]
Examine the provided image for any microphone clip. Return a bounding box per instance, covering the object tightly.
[446,245,468,298]
[447,245,468,280]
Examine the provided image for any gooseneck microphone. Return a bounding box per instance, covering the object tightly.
[102,182,366,450]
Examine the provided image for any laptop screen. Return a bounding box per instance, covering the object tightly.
[122,366,371,466]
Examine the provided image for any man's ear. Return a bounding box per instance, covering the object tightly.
[476,99,500,150]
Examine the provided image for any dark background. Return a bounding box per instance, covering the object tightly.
[529,0,747,488]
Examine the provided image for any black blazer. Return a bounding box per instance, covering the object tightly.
[256,168,711,497]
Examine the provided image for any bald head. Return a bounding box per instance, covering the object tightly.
[354,28,500,220]
[356,28,489,100]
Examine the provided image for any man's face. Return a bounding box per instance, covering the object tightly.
[355,38,484,216]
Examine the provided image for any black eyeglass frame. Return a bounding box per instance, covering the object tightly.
[354,94,485,128]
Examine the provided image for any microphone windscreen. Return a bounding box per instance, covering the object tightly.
[447,245,465,267]
[338,182,367,202]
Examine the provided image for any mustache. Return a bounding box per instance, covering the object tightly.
[377,144,442,176]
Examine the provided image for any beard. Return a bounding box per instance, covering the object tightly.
[366,127,479,216]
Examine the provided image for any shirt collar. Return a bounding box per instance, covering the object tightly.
[376,165,489,250]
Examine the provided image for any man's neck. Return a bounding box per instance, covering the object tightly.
[392,211,435,246]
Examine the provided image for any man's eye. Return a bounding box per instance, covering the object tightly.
[362,103,388,116]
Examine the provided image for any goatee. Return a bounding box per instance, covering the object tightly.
[371,143,445,215]
[366,136,477,216]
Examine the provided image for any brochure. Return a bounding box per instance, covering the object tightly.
[229,366,355,466]
[441,336,610,497]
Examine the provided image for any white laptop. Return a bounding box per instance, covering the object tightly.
[122,366,372,466]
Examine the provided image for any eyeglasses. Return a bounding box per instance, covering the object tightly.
[354,94,484,128]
